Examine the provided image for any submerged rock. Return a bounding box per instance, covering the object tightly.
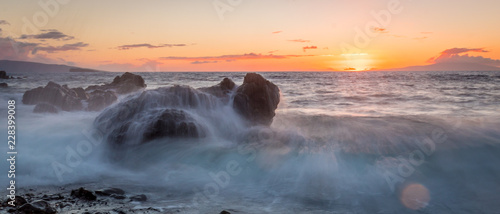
[129,194,147,202]
[33,103,59,114]
[233,73,280,126]
[95,188,125,196]
[86,72,146,94]
[0,83,7,88]
[17,200,56,214]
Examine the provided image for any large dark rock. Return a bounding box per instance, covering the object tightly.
[233,73,280,125]
[71,187,97,201]
[33,103,59,114]
[94,86,213,145]
[22,81,83,111]
[87,90,118,111]
[17,200,56,214]
[86,72,146,94]
[0,71,10,79]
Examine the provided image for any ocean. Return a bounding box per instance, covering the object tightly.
[1,71,500,213]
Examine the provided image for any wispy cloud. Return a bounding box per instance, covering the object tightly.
[33,42,89,54]
[117,43,187,50]
[191,60,218,64]
[272,31,283,34]
[161,52,313,63]
[413,36,428,40]
[303,46,317,52]
[288,39,310,43]
[20,29,75,40]
[0,20,9,25]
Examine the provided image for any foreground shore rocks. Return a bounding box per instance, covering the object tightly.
[22,72,145,113]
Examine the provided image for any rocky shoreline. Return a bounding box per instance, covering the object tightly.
[1,183,236,214]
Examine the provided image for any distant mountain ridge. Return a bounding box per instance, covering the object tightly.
[0,60,105,73]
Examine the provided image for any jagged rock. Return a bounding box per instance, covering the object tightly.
[22,81,83,111]
[129,194,147,202]
[1,196,27,207]
[95,188,125,196]
[86,72,146,94]
[17,200,56,214]
[71,187,97,201]
[73,87,89,100]
[199,77,236,98]
[33,103,59,114]
[0,83,7,88]
[0,71,10,79]
[87,90,118,111]
[233,73,280,126]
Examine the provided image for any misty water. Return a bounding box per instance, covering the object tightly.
[1,71,500,213]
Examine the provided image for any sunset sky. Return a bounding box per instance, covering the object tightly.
[1,0,500,71]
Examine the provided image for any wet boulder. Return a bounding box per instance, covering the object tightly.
[22,81,84,111]
[233,73,280,126]
[87,90,118,111]
[86,72,146,94]
[71,187,97,201]
[33,103,59,114]
[142,109,204,143]
[0,71,10,79]
[17,200,56,214]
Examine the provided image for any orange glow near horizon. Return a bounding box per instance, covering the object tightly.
[1,0,500,71]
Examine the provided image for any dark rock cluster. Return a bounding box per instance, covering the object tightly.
[22,72,145,113]
[94,73,280,145]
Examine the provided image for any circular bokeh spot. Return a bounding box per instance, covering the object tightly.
[400,183,430,210]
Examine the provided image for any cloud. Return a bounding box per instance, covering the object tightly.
[160,53,313,63]
[33,42,89,54]
[288,39,310,43]
[413,36,428,40]
[191,61,218,64]
[117,43,187,50]
[97,59,163,72]
[302,46,317,52]
[440,48,488,55]
[427,47,500,67]
[373,27,388,33]
[0,20,9,25]
[0,37,39,60]
[20,29,75,40]
[272,31,283,34]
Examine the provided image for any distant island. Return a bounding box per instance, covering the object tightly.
[0,60,106,73]
[69,68,102,73]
